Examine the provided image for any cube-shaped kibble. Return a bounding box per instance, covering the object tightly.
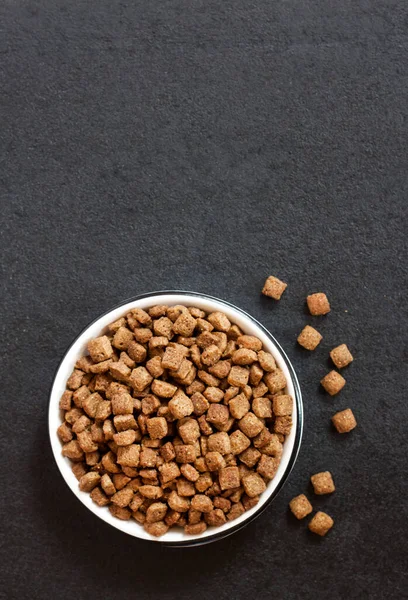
[289,494,313,520]
[257,454,280,479]
[172,312,197,337]
[57,422,73,443]
[330,344,354,369]
[159,461,181,483]
[116,444,140,467]
[111,392,134,415]
[146,502,168,524]
[77,430,98,453]
[198,415,213,436]
[205,508,227,526]
[308,511,334,536]
[87,336,114,363]
[311,471,335,495]
[129,367,153,392]
[207,311,231,333]
[252,397,272,418]
[161,344,186,371]
[176,478,196,497]
[178,418,201,444]
[168,389,194,419]
[242,472,266,497]
[201,344,222,367]
[109,361,131,382]
[205,451,226,471]
[238,412,264,438]
[306,293,330,316]
[112,326,134,350]
[206,404,229,428]
[191,494,214,513]
[321,371,346,396]
[66,369,85,390]
[297,325,323,351]
[62,440,84,461]
[168,490,190,512]
[147,417,168,439]
[174,444,197,463]
[203,386,224,404]
[207,432,231,455]
[79,472,101,492]
[232,348,257,366]
[237,335,263,351]
[262,275,287,300]
[146,356,165,378]
[219,466,240,490]
[239,447,261,468]
[195,472,213,492]
[151,379,177,398]
[331,408,357,433]
[257,351,276,373]
[264,369,287,394]
[111,486,134,508]
[208,359,231,379]
[191,392,210,416]
[229,430,251,455]
[273,415,292,436]
[272,394,293,416]
[180,464,200,482]
[249,364,263,387]
[228,366,249,388]
[229,393,250,419]
[82,392,103,418]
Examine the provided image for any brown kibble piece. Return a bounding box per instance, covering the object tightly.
[79,472,101,492]
[208,432,231,455]
[129,367,153,392]
[232,348,258,366]
[228,366,249,388]
[262,275,287,300]
[172,312,197,337]
[264,370,286,394]
[169,389,194,419]
[113,429,137,446]
[90,487,110,507]
[146,502,168,523]
[147,417,168,439]
[116,444,140,467]
[151,379,177,398]
[297,325,322,350]
[257,454,280,479]
[219,466,240,490]
[184,522,207,535]
[111,487,134,508]
[229,430,251,455]
[237,335,262,352]
[57,422,73,443]
[109,505,131,520]
[321,371,346,396]
[101,474,116,496]
[205,508,227,527]
[307,293,331,316]
[331,408,357,433]
[201,344,222,367]
[257,351,276,373]
[242,473,266,497]
[62,440,84,461]
[252,397,272,419]
[207,312,231,332]
[272,394,293,416]
[289,494,313,519]
[330,344,354,369]
[308,511,334,536]
[238,412,264,438]
[88,336,114,363]
[111,392,134,415]
[273,415,292,435]
[311,471,335,495]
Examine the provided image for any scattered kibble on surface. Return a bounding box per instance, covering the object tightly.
[306,293,331,316]
[320,370,346,396]
[311,471,335,495]
[332,409,357,433]
[308,511,334,536]
[297,325,322,351]
[289,494,313,519]
[330,344,354,369]
[262,276,288,300]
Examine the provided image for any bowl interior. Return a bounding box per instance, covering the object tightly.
[49,292,302,544]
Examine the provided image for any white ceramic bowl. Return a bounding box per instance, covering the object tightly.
[49,291,303,546]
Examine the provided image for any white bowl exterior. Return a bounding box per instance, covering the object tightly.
[49,294,300,543]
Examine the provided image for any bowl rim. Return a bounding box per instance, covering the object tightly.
[48,290,303,547]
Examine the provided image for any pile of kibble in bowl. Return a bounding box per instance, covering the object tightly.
[57,302,293,537]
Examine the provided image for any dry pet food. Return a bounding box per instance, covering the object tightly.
[58,304,293,537]
[289,494,313,519]
[331,409,357,433]
[308,511,334,536]
[262,276,287,300]
[320,371,346,396]
[297,326,322,351]
[310,471,335,495]
[330,344,353,369]
[306,293,331,316]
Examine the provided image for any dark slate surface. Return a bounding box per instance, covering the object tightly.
[1,1,407,598]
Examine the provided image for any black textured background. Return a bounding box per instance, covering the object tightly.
[1,1,407,599]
